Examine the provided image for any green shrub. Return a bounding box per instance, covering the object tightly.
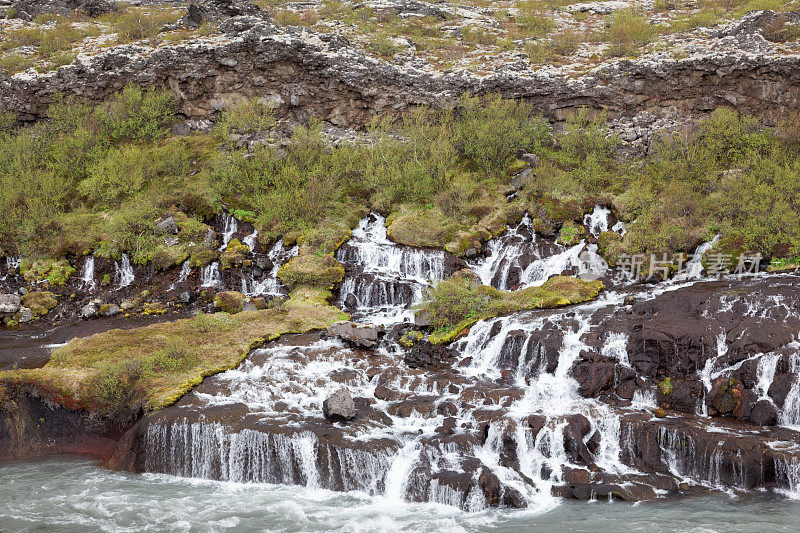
[98,84,175,143]
[605,9,659,57]
[217,97,277,138]
[452,94,549,177]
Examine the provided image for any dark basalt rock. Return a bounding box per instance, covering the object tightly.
[322,388,356,422]
[572,351,615,398]
[10,0,117,20]
[404,341,457,369]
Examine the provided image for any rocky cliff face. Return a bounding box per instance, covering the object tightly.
[3,10,800,138]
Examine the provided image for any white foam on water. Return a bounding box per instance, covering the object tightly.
[114,253,135,289]
[218,212,239,251]
[200,262,222,289]
[80,256,95,291]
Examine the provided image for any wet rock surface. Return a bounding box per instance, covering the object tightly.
[107,270,800,510]
[3,211,800,511]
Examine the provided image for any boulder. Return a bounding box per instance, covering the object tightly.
[343,293,358,309]
[322,388,356,421]
[749,399,778,426]
[213,291,245,314]
[80,302,98,319]
[154,216,179,235]
[20,291,57,317]
[413,308,432,327]
[203,228,218,248]
[0,293,21,316]
[15,306,33,323]
[99,303,121,317]
[326,321,379,348]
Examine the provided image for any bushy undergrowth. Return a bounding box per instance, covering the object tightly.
[2,87,800,271]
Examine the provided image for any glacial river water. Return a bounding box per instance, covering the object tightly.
[1,457,799,533]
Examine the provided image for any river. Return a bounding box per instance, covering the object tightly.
[1,456,798,532]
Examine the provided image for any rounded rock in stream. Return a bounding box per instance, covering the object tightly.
[323,388,357,422]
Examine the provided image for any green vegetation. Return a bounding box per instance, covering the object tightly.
[418,274,604,344]
[213,291,246,313]
[0,290,347,418]
[605,9,659,57]
[20,291,58,317]
[3,85,800,285]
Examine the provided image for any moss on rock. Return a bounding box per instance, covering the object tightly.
[420,275,604,344]
[278,254,345,290]
[20,259,76,286]
[20,291,58,317]
[557,220,586,246]
[220,238,251,270]
[213,291,246,314]
[0,291,347,417]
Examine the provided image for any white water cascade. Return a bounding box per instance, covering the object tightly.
[114,253,135,289]
[243,230,258,252]
[243,240,298,297]
[336,214,446,323]
[218,212,239,251]
[468,205,618,290]
[200,262,222,289]
[80,256,96,291]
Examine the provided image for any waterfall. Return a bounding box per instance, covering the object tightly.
[243,230,258,252]
[218,212,239,251]
[168,261,193,291]
[779,352,800,429]
[114,254,135,289]
[601,332,630,367]
[775,456,800,499]
[80,256,96,291]
[1,255,21,280]
[336,214,445,322]
[201,262,222,289]
[583,205,611,236]
[675,235,720,280]
[469,205,621,290]
[245,241,298,297]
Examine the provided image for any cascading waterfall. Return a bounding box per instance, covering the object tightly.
[583,205,611,235]
[244,241,298,297]
[243,230,258,252]
[80,256,96,291]
[469,205,619,290]
[168,261,193,291]
[779,352,800,429]
[336,214,445,322]
[134,205,800,511]
[0,256,21,281]
[218,212,239,251]
[114,253,135,289]
[200,262,222,289]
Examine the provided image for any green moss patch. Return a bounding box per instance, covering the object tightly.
[278,254,345,290]
[220,238,251,269]
[420,275,604,344]
[0,292,347,417]
[20,259,76,285]
[20,291,58,317]
[213,291,245,314]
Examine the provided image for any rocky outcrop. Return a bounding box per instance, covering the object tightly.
[326,321,379,348]
[8,0,117,20]
[0,385,130,461]
[4,15,800,129]
[0,293,20,317]
[322,388,356,421]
